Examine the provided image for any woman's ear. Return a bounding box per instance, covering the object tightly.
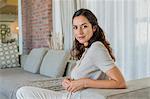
[93,25,97,32]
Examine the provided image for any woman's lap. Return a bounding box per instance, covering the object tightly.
[16,86,64,99]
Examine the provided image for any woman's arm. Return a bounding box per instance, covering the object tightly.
[66,66,127,92]
[85,66,127,89]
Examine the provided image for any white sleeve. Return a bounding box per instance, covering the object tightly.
[88,42,115,73]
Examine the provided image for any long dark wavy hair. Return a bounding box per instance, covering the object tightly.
[71,8,115,61]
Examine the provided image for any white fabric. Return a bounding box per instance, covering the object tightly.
[23,48,48,73]
[16,86,79,99]
[52,0,76,51]
[40,50,69,77]
[16,86,106,99]
[16,86,63,99]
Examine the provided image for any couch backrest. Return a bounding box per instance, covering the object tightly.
[21,54,76,77]
[23,48,48,73]
[20,49,73,77]
[39,49,70,77]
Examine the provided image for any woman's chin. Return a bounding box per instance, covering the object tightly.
[78,40,85,44]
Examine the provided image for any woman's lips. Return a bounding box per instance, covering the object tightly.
[78,36,85,39]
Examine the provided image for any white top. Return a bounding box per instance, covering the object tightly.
[71,41,115,80]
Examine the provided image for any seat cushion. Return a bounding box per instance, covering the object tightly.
[0,67,50,99]
[23,48,48,73]
[40,50,69,77]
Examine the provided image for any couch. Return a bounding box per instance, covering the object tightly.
[0,46,150,99]
[0,48,71,99]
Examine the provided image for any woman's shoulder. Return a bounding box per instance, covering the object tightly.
[90,41,106,49]
[87,41,107,55]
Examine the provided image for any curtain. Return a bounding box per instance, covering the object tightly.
[52,0,76,50]
[52,0,150,80]
[74,0,150,80]
[135,0,150,80]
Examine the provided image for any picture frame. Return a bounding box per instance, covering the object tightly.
[0,24,6,29]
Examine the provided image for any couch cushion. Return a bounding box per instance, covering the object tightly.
[20,54,28,68]
[0,67,50,99]
[0,42,20,68]
[23,48,48,73]
[40,50,69,77]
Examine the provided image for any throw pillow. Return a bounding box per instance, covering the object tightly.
[64,60,76,76]
[0,42,20,68]
[40,50,69,77]
[23,48,48,73]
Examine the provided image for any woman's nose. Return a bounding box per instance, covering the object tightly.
[77,28,83,35]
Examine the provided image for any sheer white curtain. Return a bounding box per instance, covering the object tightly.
[52,0,150,80]
[76,0,150,80]
[135,0,150,80]
[52,0,76,50]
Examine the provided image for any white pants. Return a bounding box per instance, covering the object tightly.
[16,86,105,99]
[16,86,68,99]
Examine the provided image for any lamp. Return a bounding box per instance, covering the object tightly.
[16,27,19,30]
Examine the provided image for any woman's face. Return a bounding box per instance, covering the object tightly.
[73,15,95,45]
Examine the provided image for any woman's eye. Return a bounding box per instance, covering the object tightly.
[83,25,87,28]
[73,26,77,30]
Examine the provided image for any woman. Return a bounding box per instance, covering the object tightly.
[16,8,126,99]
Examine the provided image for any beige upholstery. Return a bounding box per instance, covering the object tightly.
[79,77,150,99]
[107,77,150,99]
[40,50,70,77]
[23,48,48,73]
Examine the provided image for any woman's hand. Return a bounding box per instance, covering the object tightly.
[67,78,89,93]
[62,77,72,90]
